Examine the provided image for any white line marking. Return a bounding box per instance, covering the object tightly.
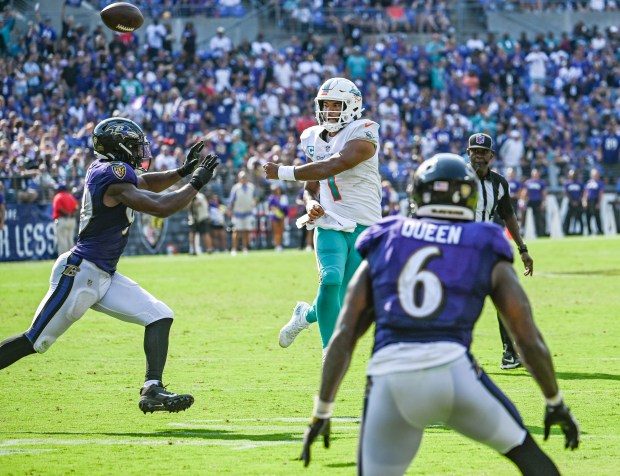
[167,423,359,431]
[178,417,360,423]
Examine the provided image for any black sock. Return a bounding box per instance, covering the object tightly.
[497,313,515,354]
[143,318,173,383]
[505,433,559,476]
[0,333,36,370]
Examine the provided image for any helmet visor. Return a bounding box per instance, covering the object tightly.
[137,141,152,172]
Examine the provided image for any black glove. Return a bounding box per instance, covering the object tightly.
[189,154,219,191]
[177,141,205,178]
[299,418,330,467]
[544,402,580,450]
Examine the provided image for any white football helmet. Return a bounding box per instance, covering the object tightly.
[314,77,364,133]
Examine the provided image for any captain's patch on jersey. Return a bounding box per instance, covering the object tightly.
[112,163,127,180]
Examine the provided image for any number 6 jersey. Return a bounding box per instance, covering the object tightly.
[73,159,138,274]
[300,119,382,226]
[356,215,513,357]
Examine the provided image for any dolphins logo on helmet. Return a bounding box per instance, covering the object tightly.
[314,77,364,133]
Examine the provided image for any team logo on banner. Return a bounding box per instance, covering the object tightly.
[112,163,127,180]
[139,213,168,253]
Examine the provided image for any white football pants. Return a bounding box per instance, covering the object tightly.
[25,251,173,353]
[359,354,527,476]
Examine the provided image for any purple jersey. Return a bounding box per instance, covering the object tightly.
[564,180,583,202]
[508,179,521,198]
[73,159,138,274]
[356,216,513,353]
[584,179,604,202]
[524,178,546,202]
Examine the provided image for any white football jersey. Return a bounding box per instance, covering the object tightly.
[300,119,382,226]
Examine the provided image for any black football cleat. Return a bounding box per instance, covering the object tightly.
[139,382,194,414]
[500,351,522,370]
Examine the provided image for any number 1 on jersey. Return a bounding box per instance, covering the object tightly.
[327,176,342,201]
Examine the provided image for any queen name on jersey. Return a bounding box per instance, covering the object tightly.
[357,215,513,360]
[73,160,138,274]
[300,118,382,226]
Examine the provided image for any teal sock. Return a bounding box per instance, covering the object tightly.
[315,284,341,348]
[306,304,317,324]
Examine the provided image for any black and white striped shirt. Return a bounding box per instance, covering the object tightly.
[475,170,514,223]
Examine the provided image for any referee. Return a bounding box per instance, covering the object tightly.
[467,133,534,370]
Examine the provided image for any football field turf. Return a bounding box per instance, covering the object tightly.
[1,236,618,475]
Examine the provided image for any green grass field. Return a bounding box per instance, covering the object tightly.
[1,236,619,475]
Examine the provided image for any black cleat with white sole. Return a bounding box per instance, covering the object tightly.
[139,382,194,414]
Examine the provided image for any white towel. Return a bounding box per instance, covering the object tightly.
[296,210,357,233]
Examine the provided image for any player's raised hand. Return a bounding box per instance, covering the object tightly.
[521,251,534,276]
[178,140,205,177]
[189,154,219,190]
[299,417,331,467]
[544,402,580,450]
[263,162,279,179]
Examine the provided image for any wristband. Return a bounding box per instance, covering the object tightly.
[278,165,296,181]
[546,391,563,406]
[312,396,334,419]
[518,245,528,254]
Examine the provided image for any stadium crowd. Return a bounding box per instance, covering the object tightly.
[277,0,452,35]
[89,0,246,18]
[1,2,619,249]
[481,0,618,11]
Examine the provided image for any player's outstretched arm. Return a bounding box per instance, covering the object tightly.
[139,141,205,192]
[504,214,533,276]
[106,154,219,218]
[490,261,580,449]
[300,261,374,467]
[490,261,556,395]
[264,139,375,182]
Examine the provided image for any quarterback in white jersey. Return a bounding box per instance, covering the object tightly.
[264,77,382,354]
[299,118,381,226]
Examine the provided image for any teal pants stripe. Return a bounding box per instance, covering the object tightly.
[305,225,367,348]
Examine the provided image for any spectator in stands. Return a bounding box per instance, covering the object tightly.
[209,26,233,58]
[154,145,177,171]
[524,168,548,237]
[583,168,605,235]
[145,19,166,59]
[601,120,620,181]
[51,183,78,255]
[381,180,400,217]
[228,170,255,255]
[345,46,368,82]
[499,130,525,177]
[181,21,196,60]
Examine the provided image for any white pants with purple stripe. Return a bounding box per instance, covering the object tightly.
[25,251,173,353]
[359,354,527,476]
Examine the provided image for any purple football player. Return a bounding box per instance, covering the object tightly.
[300,154,579,475]
[0,117,218,414]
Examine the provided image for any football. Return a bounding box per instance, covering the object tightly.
[100,2,144,33]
